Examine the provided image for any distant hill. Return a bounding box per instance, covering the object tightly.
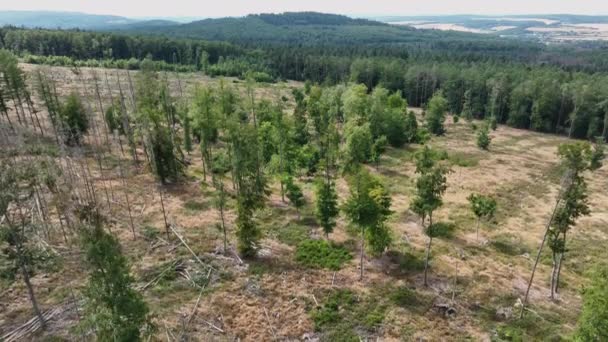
[0,10,178,29]
[119,11,498,46]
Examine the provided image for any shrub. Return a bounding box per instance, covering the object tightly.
[295,240,351,270]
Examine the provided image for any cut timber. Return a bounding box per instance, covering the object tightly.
[2,302,75,342]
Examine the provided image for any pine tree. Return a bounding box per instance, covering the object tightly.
[60,93,89,146]
[0,160,47,329]
[190,86,217,181]
[315,179,339,238]
[79,223,151,340]
[476,123,491,150]
[426,91,448,135]
[404,110,419,143]
[284,175,305,219]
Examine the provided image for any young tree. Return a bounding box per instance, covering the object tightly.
[343,168,392,280]
[467,193,497,241]
[292,90,309,147]
[136,61,184,183]
[343,122,373,168]
[284,175,305,219]
[371,135,388,167]
[212,181,227,242]
[547,142,599,299]
[0,161,46,329]
[79,223,151,340]
[232,122,268,257]
[574,263,608,340]
[476,123,492,150]
[410,146,450,286]
[190,86,218,181]
[521,141,603,316]
[426,91,448,135]
[60,92,89,146]
[315,179,339,238]
[404,110,419,143]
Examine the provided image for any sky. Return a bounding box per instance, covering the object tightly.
[2,0,608,18]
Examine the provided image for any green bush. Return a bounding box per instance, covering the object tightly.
[311,290,355,330]
[426,222,456,239]
[295,240,351,270]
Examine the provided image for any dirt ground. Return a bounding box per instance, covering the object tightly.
[1,65,607,341]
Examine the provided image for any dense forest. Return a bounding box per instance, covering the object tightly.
[2,14,608,140]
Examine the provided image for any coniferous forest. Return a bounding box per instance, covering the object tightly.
[1,11,608,341]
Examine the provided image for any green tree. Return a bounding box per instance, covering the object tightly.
[410,146,450,286]
[190,86,218,181]
[79,223,151,340]
[292,88,309,146]
[284,175,305,219]
[343,169,392,280]
[60,92,89,145]
[232,122,268,257]
[574,263,608,341]
[136,61,183,183]
[426,91,448,135]
[404,110,419,143]
[343,122,373,168]
[467,193,497,241]
[315,179,339,238]
[476,123,491,150]
[547,142,599,299]
[0,161,47,329]
[371,135,388,166]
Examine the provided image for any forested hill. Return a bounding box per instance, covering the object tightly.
[121,11,503,46]
[0,10,179,30]
[0,11,137,29]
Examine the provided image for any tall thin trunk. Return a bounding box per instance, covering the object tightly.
[158,186,170,240]
[424,213,434,287]
[555,231,568,294]
[20,261,45,329]
[520,197,562,318]
[550,252,559,300]
[359,225,365,281]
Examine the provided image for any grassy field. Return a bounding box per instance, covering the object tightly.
[1,64,607,341]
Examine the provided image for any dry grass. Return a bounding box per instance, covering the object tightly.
[1,65,607,341]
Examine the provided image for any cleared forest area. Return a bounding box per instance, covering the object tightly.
[1,61,607,341]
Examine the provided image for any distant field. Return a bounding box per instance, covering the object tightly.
[384,14,608,41]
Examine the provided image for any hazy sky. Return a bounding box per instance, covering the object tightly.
[2,0,608,18]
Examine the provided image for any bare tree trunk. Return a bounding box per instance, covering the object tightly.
[424,213,434,287]
[220,200,227,254]
[20,261,46,329]
[555,231,568,294]
[158,186,170,240]
[116,137,136,240]
[520,197,562,318]
[359,225,365,281]
[550,252,559,300]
